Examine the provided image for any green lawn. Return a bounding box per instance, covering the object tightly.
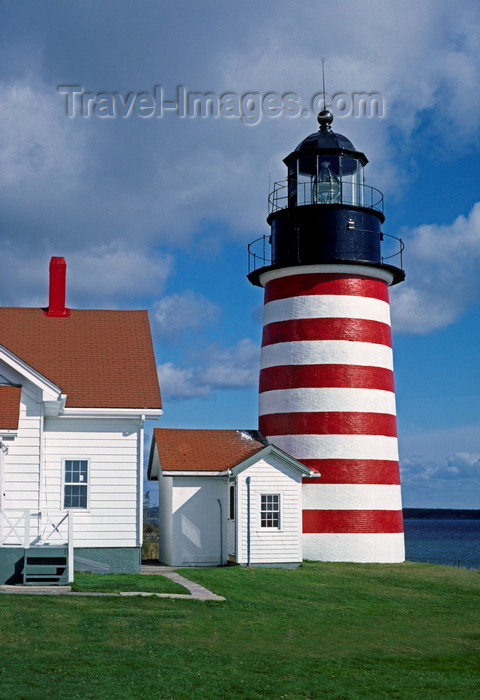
[0,562,478,699]
[71,572,187,594]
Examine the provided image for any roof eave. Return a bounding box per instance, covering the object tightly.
[0,345,61,402]
[62,407,163,419]
[230,444,316,477]
[0,429,18,438]
[160,470,227,477]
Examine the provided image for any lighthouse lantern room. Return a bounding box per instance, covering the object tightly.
[248,110,406,563]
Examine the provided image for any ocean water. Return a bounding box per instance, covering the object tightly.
[404,519,480,570]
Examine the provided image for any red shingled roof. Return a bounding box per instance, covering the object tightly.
[0,308,162,409]
[0,385,21,430]
[152,428,267,472]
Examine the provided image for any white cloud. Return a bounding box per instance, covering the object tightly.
[0,79,86,192]
[2,2,480,258]
[401,451,480,485]
[444,452,480,478]
[201,339,260,389]
[156,362,210,400]
[400,456,439,484]
[152,290,220,341]
[157,338,260,401]
[2,3,480,325]
[67,247,174,307]
[399,425,480,491]
[0,245,174,308]
[391,203,480,333]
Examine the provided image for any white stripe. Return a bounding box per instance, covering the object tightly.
[263,295,391,326]
[259,387,396,416]
[259,263,395,287]
[267,434,399,461]
[302,533,405,563]
[302,484,402,510]
[260,340,394,371]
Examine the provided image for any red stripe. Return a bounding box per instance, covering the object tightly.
[260,412,397,437]
[261,318,392,347]
[301,459,401,485]
[259,364,395,392]
[264,274,389,304]
[303,509,404,534]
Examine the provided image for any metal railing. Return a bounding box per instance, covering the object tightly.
[248,231,404,275]
[248,235,271,274]
[0,508,72,546]
[268,179,384,215]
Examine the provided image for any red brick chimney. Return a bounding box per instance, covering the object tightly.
[45,256,70,317]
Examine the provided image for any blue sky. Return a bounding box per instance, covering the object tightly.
[1,1,479,507]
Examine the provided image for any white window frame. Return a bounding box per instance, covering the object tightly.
[259,493,281,530]
[63,458,89,510]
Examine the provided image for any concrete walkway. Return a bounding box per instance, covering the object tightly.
[0,565,225,601]
[141,564,225,600]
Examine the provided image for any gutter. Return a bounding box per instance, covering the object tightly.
[62,408,162,419]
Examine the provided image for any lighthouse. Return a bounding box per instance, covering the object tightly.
[248,110,405,562]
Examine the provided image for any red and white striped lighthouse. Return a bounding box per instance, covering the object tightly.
[248,111,405,562]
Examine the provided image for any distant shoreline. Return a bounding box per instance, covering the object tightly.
[403,508,480,519]
[146,507,480,520]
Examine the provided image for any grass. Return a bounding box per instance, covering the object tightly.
[0,561,478,699]
[71,572,187,594]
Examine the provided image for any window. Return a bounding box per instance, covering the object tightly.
[260,494,280,528]
[64,459,88,508]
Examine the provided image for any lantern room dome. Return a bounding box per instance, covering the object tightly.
[293,128,356,154]
[285,110,368,167]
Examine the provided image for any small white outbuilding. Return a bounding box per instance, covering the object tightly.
[148,428,315,567]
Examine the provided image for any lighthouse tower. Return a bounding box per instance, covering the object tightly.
[248,111,405,562]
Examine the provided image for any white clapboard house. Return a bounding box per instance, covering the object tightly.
[148,428,315,567]
[0,258,162,584]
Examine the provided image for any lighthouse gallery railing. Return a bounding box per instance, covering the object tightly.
[248,231,404,275]
[268,179,384,215]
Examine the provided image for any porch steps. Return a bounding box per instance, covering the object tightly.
[23,546,69,585]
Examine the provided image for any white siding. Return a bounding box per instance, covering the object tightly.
[169,476,228,566]
[44,416,142,548]
[1,363,42,543]
[235,455,303,565]
[158,474,173,565]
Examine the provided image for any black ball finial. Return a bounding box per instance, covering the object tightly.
[317,109,333,131]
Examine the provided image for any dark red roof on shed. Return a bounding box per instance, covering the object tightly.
[152,428,267,472]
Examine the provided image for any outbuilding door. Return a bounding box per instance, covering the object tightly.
[227,482,236,561]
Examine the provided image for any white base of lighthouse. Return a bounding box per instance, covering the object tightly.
[303,533,405,563]
[258,264,404,563]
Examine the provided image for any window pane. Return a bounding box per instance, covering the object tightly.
[260,494,280,528]
[64,484,87,509]
[64,460,88,508]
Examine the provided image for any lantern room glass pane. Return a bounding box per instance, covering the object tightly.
[297,156,341,205]
[314,157,341,204]
[296,156,316,205]
[288,166,297,206]
[340,156,364,206]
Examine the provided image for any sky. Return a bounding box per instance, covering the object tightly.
[0,0,479,508]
